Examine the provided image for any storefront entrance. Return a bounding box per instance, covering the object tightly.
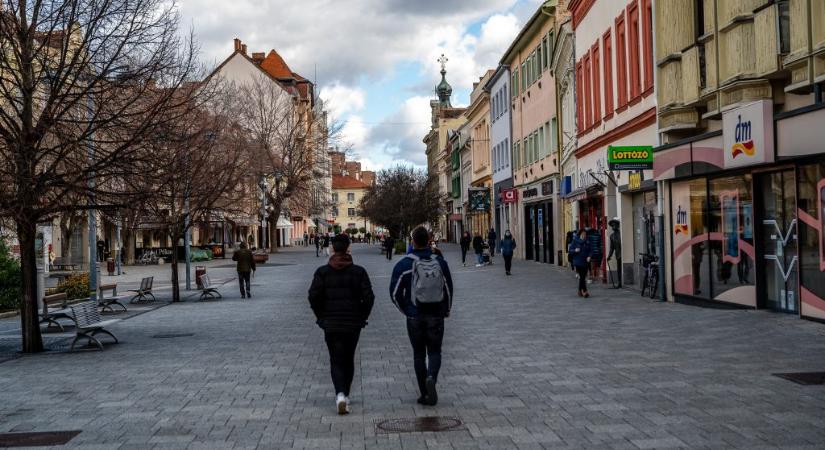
[524,202,553,263]
[755,170,799,313]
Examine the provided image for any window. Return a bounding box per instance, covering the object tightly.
[503,85,508,110]
[583,53,592,129]
[641,0,653,92]
[331,206,339,216]
[550,118,558,154]
[592,42,601,123]
[628,1,641,99]
[547,31,555,67]
[512,70,519,98]
[616,12,628,108]
[521,62,527,93]
[331,193,338,202]
[347,192,355,202]
[542,36,549,70]
[603,31,614,116]
[576,61,584,132]
[347,208,356,217]
[513,141,521,168]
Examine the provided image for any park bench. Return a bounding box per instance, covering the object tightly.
[68,301,119,351]
[128,277,155,303]
[197,274,222,301]
[98,283,127,312]
[39,292,75,331]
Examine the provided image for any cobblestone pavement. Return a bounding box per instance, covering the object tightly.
[1,244,825,449]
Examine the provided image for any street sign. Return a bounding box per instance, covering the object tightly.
[607,145,653,170]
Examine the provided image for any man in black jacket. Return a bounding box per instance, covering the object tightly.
[308,234,375,415]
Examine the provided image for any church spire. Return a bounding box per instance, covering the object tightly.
[435,54,453,108]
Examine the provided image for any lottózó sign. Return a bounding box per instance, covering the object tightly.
[607,145,654,170]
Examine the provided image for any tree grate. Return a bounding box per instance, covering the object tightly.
[773,372,825,385]
[375,416,464,434]
[0,431,81,447]
[152,333,194,339]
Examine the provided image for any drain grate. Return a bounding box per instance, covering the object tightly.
[375,416,464,434]
[0,431,81,447]
[774,372,825,385]
[152,333,194,339]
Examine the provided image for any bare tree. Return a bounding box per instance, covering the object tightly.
[360,166,441,239]
[0,0,200,352]
[234,75,340,252]
[129,83,251,302]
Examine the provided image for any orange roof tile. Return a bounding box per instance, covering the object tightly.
[332,175,369,189]
[259,50,293,79]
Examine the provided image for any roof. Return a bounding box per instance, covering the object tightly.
[332,175,369,190]
[259,50,293,79]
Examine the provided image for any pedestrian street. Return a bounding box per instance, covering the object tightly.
[1,244,825,449]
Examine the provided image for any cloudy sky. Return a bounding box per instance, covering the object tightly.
[181,0,545,170]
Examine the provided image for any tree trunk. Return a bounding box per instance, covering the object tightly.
[268,208,281,253]
[170,231,181,302]
[18,219,44,353]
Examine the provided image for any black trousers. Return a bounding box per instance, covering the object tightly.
[406,316,444,397]
[488,240,496,256]
[324,330,361,396]
[576,265,588,293]
[460,247,468,264]
[503,254,513,273]
[386,248,393,260]
[238,271,251,296]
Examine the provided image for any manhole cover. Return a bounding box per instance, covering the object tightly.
[774,372,825,385]
[152,333,194,339]
[375,416,464,434]
[0,430,81,447]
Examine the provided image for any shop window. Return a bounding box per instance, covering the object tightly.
[671,178,710,298]
[707,175,754,301]
[797,164,825,311]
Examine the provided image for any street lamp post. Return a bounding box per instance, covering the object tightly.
[87,89,98,302]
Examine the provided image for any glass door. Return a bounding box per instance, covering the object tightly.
[756,170,799,313]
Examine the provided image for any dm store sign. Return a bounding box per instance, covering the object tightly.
[723,100,774,169]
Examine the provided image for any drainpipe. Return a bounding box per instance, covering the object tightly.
[652,0,666,301]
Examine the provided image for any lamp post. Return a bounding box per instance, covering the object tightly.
[259,178,268,250]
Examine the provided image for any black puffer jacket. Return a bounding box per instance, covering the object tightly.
[308,253,375,332]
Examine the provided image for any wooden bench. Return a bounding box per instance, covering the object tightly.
[98,283,127,312]
[39,292,75,331]
[198,274,222,301]
[68,301,119,351]
[128,277,155,303]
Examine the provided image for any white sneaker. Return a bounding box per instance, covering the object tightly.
[336,393,349,415]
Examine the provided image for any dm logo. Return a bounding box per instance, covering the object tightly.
[731,114,755,158]
[675,206,688,235]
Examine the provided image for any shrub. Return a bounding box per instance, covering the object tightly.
[0,238,21,312]
[56,272,91,300]
[394,239,406,255]
[359,227,367,234]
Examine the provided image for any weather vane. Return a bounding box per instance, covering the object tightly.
[438,54,448,72]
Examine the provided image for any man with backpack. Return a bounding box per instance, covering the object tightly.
[390,226,453,406]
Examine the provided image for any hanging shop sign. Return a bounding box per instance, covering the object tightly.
[628,171,643,191]
[468,188,491,212]
[723,100,775,169]
[501,188,519,203]
[541,180,554,196]
[607,145,654,170]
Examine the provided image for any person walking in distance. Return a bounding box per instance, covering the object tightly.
[232,242,256,298]
[384,234,395,261]
[500,230,516,276]
[314,233,321,257]
[569,229,592,297]
[459,231,471,266]
[322,233,331,257]
[390,226,453,406]
[303,232,309,247]
[487,228,497,257]
[308,234,375,415]
[472,233,485,267]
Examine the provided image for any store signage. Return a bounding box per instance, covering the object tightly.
[674,205,688,235]
[723,100,774,169]
[607,145,654,170]
[541,181,553,196]
[468,188,490,212]
[501,188,518,203]
[523,187,539,199]
[628,171,643,190]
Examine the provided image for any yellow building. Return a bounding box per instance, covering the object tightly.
[331,175,373,236]
[464,69,495,235]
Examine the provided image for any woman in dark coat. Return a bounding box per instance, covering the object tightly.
[308,234,375,415]
[499,230,516,275]
[472,233,485,266]
[568,229,592,297]
[459,231,471,266]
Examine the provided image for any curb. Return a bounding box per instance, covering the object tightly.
[0,311,18,319]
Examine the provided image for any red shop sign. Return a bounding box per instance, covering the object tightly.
[501,189,518,203]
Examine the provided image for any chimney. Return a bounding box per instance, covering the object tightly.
[233,38,241,52]
[241,44,247,55]
[252,52,265,64]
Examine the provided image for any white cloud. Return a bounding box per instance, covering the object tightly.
[319,83,366,117]
[363,96,434,167]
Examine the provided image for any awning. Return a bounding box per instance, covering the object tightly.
[563,188,588,202]
[276,216,293,229]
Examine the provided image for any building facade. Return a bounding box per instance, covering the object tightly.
[465,70,495,237]
[570,0,657,285]
[653,0,825,321]
[503,5,562,264]
[486,65,515,240]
